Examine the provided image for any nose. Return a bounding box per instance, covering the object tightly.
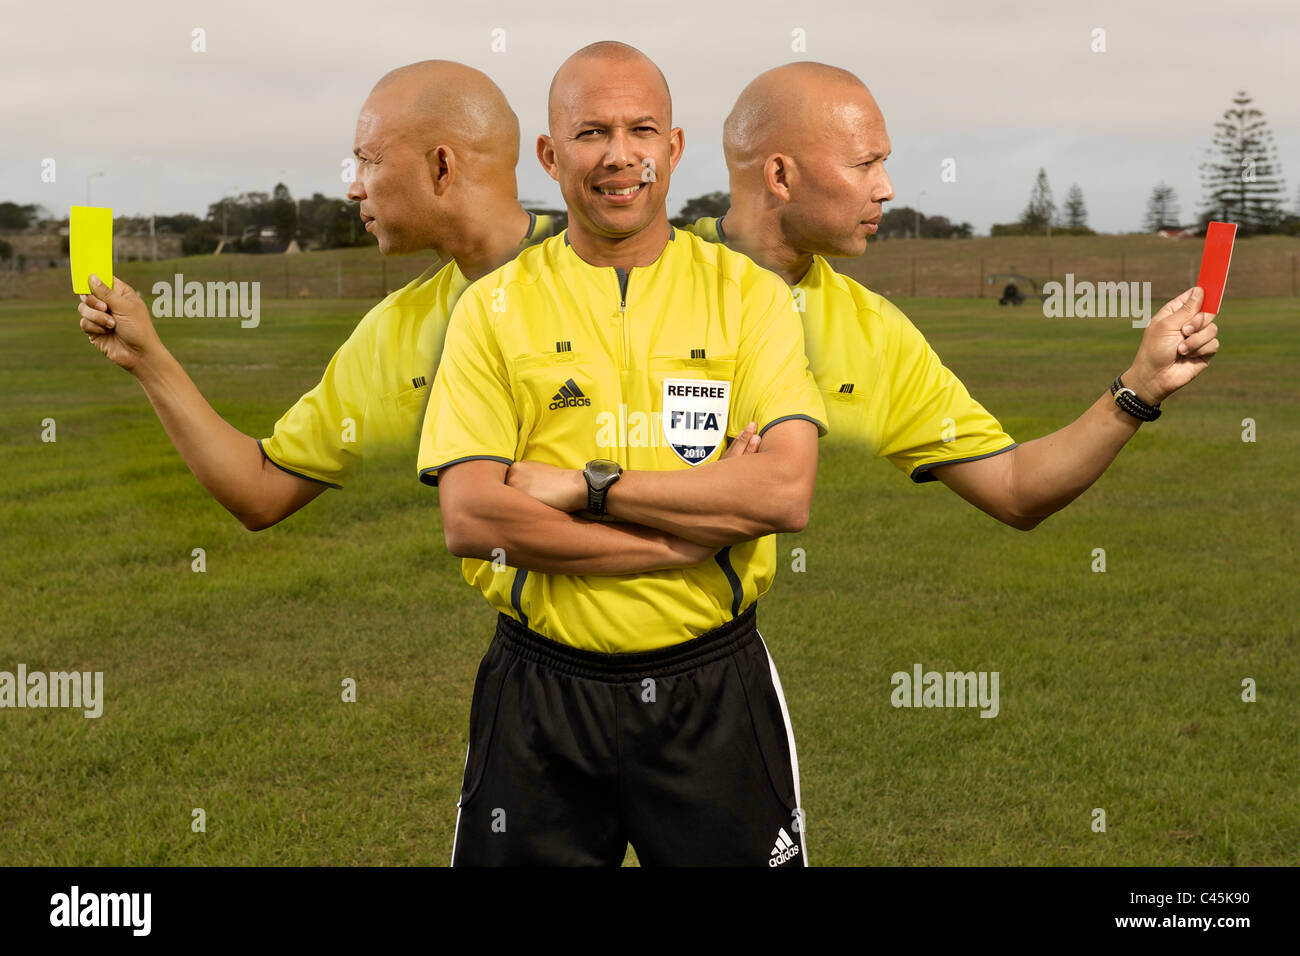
[347,176,365,203]
[875,167,895,204]
[603,128,636,169]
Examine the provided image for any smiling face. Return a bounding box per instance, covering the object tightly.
[783,88,894,259]
[539,52,683,244]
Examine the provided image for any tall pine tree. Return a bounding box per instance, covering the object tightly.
[1143,183,1181,232]
[1063,184,1088,228]
[1019,169,1055,235]
[1200,91,1286,233]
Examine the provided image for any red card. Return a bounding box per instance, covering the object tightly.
[1195,221,1236,314]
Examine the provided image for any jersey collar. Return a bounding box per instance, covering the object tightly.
[562,224,677,247]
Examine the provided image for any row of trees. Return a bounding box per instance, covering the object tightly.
[1005,172,1094,236]
[1010,91,1296,236]
[0,187,380,257]
[2,88,1295,256]
[167,184,378,254]
[665,190,974,239]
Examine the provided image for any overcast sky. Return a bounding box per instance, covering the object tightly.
[3,0,1297,234]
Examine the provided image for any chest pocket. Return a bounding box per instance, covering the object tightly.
[647,356,737,465]
[511,350,609,464]
[363,383,428,452]
[819,381,879,452]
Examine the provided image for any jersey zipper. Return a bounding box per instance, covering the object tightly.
[614,267,631,369]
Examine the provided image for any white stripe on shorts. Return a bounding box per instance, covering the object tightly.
[450,741,470,867]
[757,631,808,867]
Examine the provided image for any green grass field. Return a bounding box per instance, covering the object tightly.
[1,289,1296,866]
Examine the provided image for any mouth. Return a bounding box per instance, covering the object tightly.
[593,181,648,205]
[362,215,376,232]
[861,217,881,234]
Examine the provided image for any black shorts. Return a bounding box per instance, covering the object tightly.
[450,603,807,866]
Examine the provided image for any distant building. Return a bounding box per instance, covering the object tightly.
[0,220,181,269]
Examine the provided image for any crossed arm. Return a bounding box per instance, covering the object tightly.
[437,418,819,574]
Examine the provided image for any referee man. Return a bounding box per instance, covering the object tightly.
[687,62,1220,525]
[74,61,557,526]
[418,42,827,866]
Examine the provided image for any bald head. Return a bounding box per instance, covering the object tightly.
[369,59,520,169]
[724,62,881,176]
[720,62,894,267]
[547,41,672,132]
[537,41,681,255]
[349,60,524,256]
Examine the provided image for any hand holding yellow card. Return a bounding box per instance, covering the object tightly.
[70,206,113,294]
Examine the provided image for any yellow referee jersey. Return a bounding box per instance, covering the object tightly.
[417,227,828,653]
[258,213,556,487]
[685,217,1016,482]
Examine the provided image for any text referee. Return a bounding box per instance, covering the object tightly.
[417,41,827,866]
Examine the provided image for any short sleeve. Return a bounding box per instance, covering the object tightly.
[877,299,1016,483]
[259,312,379,489]
[417,290,519,486]
[731,269,828,439]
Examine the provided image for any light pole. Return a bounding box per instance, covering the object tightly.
[85,171,105,205]
[914,191,927,239]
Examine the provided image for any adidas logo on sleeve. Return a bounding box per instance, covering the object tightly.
[769,827,801,866]
[549,378,592,410]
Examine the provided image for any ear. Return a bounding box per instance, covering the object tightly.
[429,145,455,196]
[536,134,559,182]
[667,126,685,174]
[763,153,795,201]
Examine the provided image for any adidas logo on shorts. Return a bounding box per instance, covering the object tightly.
[769,827,800,867]
[549,377,592,410]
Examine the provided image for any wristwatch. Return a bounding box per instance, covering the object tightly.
[1110,375,1161,422]
[583,459,623,515]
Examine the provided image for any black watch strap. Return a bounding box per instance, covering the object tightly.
[588,482,610,515]
[1111,375,1161,422]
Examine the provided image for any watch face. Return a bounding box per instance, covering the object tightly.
[586,459,622,490]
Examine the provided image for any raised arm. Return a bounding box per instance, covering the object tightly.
[77,275,325,530]
[933,286,1219,530]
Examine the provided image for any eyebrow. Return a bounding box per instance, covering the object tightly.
[574,115,661,128]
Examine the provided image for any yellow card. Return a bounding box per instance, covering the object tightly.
[69,206,113,294]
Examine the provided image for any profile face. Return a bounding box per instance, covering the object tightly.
[541,59,682,242]
[348,99,437,256]
[786,93,895,260]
